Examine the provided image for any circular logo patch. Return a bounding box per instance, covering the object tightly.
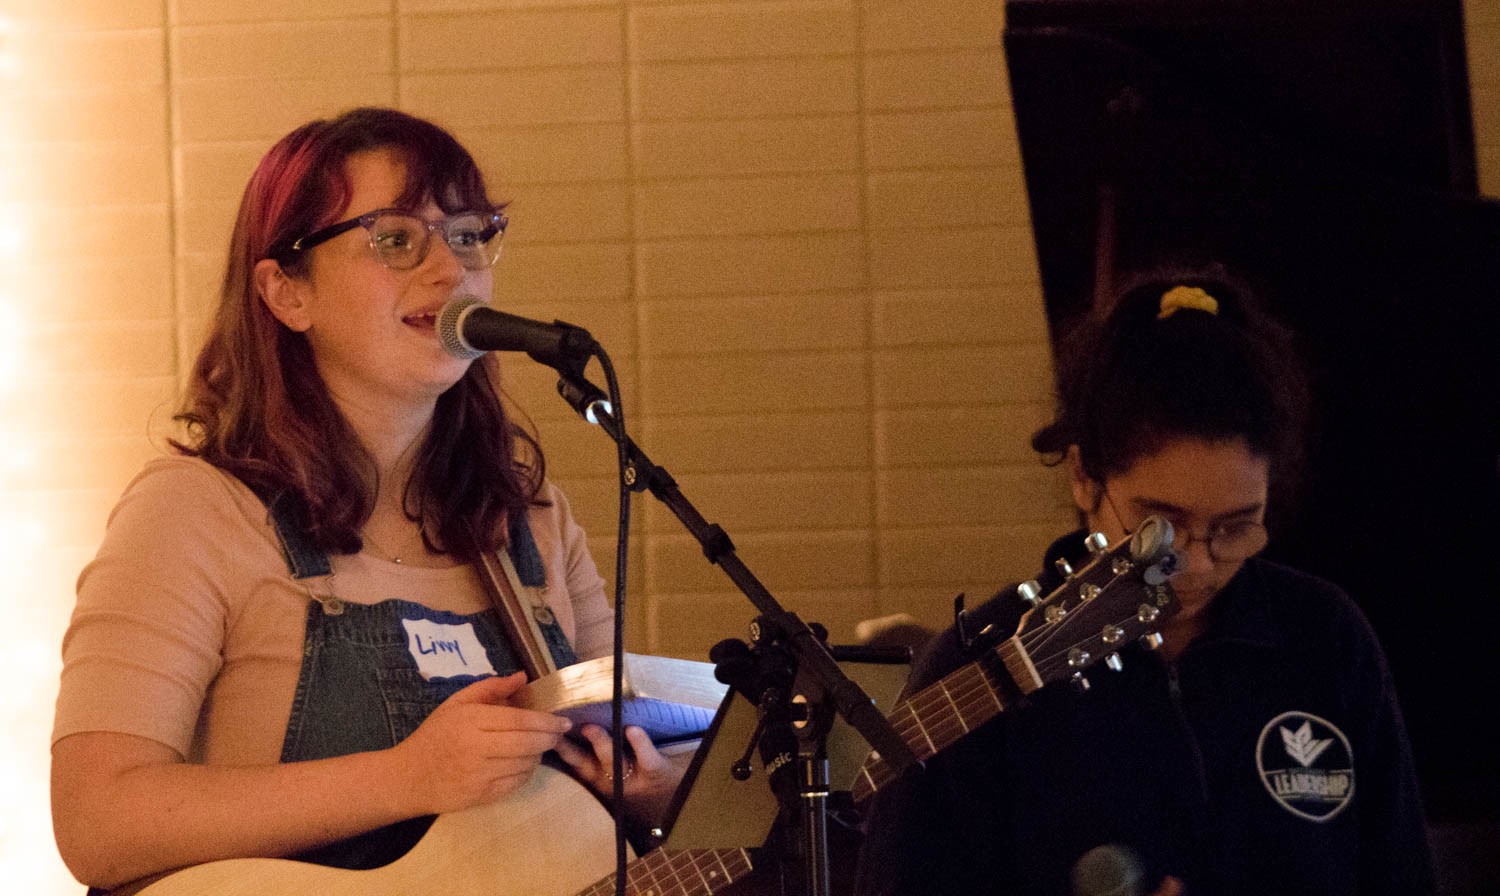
[1255,710,1355,822]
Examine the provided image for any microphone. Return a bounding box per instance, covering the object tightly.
[1071,843,1145,896]
[436,295,597,371]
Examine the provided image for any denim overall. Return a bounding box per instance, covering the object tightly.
[261,491,581,870]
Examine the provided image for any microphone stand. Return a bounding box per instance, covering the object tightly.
[556,369,922,896]
[540,336,634,896]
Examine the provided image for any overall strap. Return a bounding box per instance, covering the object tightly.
[506,508,547,586]
[254,486,333,579]
[248,479,573,676]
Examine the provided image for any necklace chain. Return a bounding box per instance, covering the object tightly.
[361,524,425,565]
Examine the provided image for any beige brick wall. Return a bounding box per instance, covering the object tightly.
[1468,0,1500,196]
[18,0,1063,662]
[3,4,1495,891]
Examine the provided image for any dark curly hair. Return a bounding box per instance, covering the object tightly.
[1032,268,1308,505]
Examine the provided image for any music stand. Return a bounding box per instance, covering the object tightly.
[651,649,911,855]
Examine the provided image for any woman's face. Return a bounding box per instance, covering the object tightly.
[1072,435,1270,635]
[272,148,494,412]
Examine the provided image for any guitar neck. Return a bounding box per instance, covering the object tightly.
[851,522,1179,805]
[851,637,1022,803]
[577,847,753,896]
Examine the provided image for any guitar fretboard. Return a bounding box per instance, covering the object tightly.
[577,847,752,896]
[851,650,1013,803]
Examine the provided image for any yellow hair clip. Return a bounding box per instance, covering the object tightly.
[1158,286,1219,319]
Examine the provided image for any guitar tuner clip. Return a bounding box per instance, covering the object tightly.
[954,592,976,650]
[954,592,999,653]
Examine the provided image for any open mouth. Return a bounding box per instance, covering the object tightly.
[402,310,439,329]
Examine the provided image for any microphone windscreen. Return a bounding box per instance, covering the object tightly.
[436,295,485,360]
[1071,843,1145,896]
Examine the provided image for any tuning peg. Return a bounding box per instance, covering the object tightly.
[1085,532,1108,554]
[1017,579,1042,607]
[1071,672,1091,693]
[1104,652,1124,672]
[1054,557,1074,578]
[1139,632,1165,651]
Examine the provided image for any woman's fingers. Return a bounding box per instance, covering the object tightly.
[623,726,669,775]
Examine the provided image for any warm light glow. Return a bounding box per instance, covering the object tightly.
[0,509,46,550]
[0,307,24,388]
[0,17,13,79]
[0,15,82,895]
[0,216,29,390]
[0,440,39,477]
[0,219,25,257]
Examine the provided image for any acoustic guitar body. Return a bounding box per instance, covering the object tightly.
[124,766,627,896]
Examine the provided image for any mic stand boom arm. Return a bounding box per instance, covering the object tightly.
[556,372,922,893]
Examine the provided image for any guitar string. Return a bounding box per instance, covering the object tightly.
[858,665,1006,793]
[671,848,750,896]
[595,848,678,896]
[859,609,1137,797]
[857,599,1146,797]
[884,608,1140,754]
[672,849,715,896]
[918,600,1133,721]
[858,558,1157,792]
[686,848,751,895]
[581,846,751,896]
[877,670,997,770]
[1019,572,1156,658]
[638,847,750,896]
[635,847,692,895]
[588,847,668,896]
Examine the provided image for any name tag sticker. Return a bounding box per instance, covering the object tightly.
[400,618,498,681]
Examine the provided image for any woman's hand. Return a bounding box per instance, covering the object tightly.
[388,672,574,817]
[554,723,681,826]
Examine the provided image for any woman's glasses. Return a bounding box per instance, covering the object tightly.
[271,207,508,272]
[1102,489,1268,563]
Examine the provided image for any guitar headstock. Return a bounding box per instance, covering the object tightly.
[848,517,1181,805]
[1008,516,1179,693]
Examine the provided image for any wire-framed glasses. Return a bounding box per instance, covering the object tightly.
[1102,489,1268,563]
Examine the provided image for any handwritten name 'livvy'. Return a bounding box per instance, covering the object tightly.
[414,634,468,665]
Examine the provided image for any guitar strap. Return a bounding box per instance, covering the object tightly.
[475,548,558,681]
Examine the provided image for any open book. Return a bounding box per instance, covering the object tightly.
[509,653,728,747]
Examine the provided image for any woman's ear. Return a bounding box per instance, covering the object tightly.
[1065,445,1103,515]
[253,258,311,332]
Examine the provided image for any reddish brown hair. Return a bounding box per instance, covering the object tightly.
[175,107,542,562]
